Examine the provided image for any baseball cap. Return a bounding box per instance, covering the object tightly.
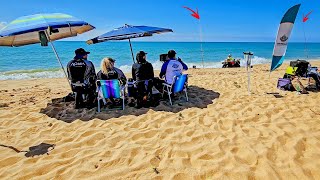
[137,51,147,57]
[168,50,176,56]
[75,48,90,55]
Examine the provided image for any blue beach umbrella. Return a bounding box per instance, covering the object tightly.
[0,13,95,85]
[87,24,173,63]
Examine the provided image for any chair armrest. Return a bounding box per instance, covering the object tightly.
[162,83,171,87]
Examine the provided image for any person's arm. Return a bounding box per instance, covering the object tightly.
[115,68,127,85]
[132,65,136,81]
[96,71,102,80]
[90,62,97,79]
[66,61,72,80]
[178,58,188,70]
[149,63,154,79]
[159,61,169,78]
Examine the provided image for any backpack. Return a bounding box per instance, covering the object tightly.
[290,60,309,77]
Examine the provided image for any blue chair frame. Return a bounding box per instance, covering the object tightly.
[162,74,189,105]
[96,80,125,112]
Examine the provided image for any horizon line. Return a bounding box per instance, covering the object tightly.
[56,41,320,43]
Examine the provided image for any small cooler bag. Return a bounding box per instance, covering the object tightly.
[277,78,294,91]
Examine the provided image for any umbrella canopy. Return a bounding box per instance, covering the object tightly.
[0,13,95,88]
[86,24,173,62]
[87,24,172,44]
[0,13,95,46]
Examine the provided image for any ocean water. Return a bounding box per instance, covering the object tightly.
[0,42,320,80]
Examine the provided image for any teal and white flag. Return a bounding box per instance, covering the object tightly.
[270,4,301,72]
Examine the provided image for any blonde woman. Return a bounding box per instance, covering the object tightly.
[97,57,126,85]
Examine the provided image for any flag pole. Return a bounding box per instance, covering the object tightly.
[199,19,204,68]
[302,18,309,59]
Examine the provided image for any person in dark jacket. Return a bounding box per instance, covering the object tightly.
[131,51,154,108]
[67,48,97,109]
[97,57,126,85]
[132,51,154,81]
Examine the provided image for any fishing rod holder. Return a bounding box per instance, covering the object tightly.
[243,52,254,95]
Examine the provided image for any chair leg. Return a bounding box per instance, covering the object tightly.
[122,97,125,110]
[162,86,165,98]
[121,90,125,110]
[167,86,172,106]
[97,98,101,112]
[184,88,189,102]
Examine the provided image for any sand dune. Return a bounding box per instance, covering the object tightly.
[1,63,320,179]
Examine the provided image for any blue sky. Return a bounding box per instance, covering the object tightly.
[0,0,319,42]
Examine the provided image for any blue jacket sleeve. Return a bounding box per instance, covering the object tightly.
[180,61,188,70]
[159,61,169,78]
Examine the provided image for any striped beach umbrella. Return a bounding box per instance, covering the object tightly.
[87,24,173,63]
[0,13,95,86]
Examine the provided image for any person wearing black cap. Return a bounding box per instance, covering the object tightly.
[131,51,155,108]
[159,50,188,84]
[67,48,97,109]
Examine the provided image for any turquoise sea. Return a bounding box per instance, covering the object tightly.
[0,42,320,80]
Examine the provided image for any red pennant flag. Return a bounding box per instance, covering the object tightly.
[303,11,313,22]
[183,6,200,20]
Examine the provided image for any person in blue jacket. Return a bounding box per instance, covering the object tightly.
[159,50,188,84]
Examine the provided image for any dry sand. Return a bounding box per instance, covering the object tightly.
[0,62,320,179]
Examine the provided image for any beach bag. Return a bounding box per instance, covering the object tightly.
[277,78,294,91]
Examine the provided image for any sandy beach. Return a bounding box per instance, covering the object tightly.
[0,62,320,179]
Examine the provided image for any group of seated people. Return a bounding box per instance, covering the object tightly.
[67,48,188,109]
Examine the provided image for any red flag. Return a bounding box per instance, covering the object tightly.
[183,6,200,20]
[303,11,313,22]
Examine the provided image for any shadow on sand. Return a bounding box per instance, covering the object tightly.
[40,85,220,123]
[0,143,55,157]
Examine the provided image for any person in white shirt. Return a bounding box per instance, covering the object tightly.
[159,50,188,84]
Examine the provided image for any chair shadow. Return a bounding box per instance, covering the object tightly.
[40,85,220,123]
[0,143,55,157]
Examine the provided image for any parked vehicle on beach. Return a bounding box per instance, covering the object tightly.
[222,59,241,68]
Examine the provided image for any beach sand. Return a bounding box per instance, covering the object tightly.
[0,62,320,179]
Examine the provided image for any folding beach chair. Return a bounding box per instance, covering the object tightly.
[96,80,125,112]
[307,67,320,90]
[162,74,189,105]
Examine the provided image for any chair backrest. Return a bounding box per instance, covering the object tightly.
[309,67,318,74]
[98,80,121,98]
[172,74,188,93]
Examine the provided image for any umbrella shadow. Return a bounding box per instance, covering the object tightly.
[0,143,55,157]
[40,85,220,123]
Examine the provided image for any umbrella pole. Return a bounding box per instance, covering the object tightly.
[128,38,135,63]
[48,40,72,89]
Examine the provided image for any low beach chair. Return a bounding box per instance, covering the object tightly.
[162,74,189,105]
[306,67,320,89]
[96,80,125,112]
